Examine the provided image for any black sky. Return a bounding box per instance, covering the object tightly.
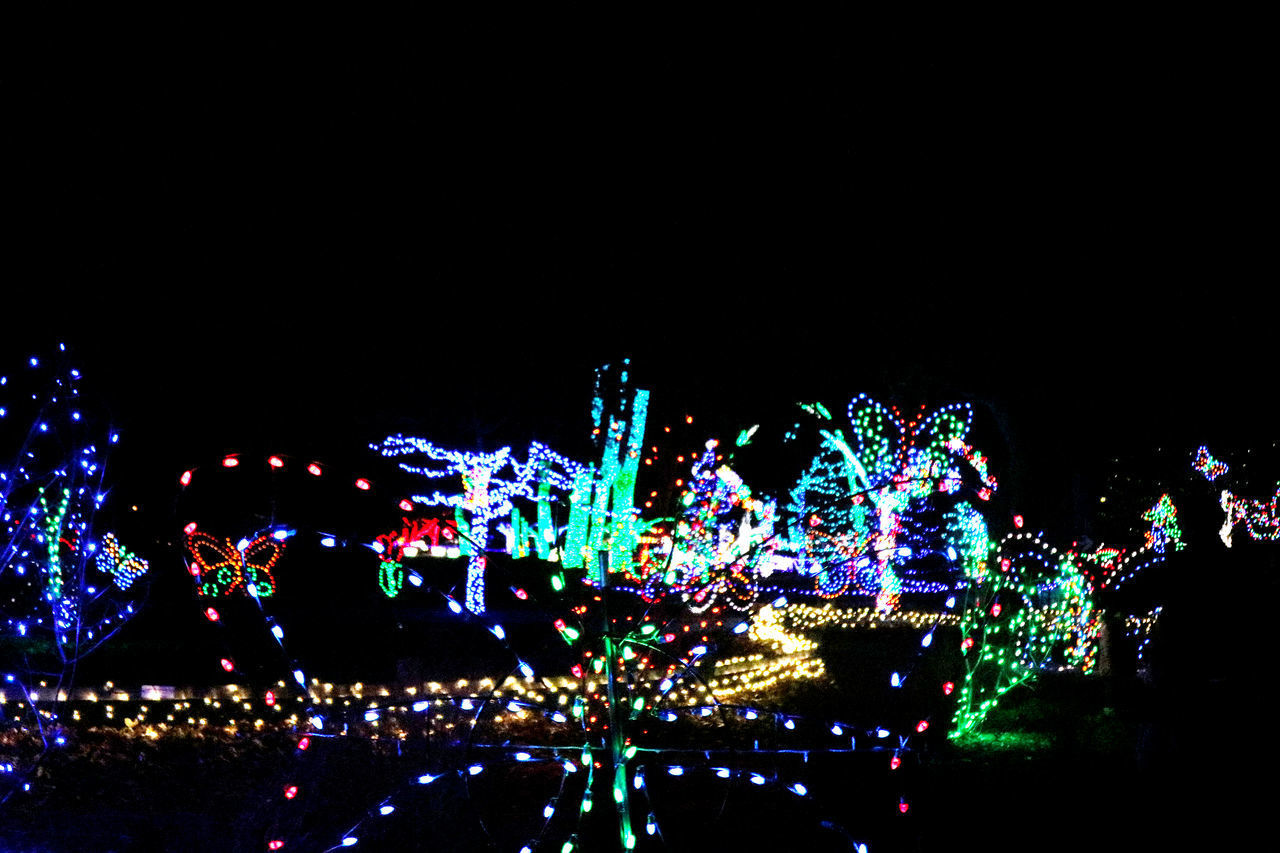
[4,21,1274,545]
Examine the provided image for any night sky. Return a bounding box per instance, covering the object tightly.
[5,25,1274,620]
[3,29,1277,852]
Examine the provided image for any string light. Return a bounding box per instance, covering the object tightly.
[170,375,1108,850]
[789,395,997,612]
[2,349,150,798]
[951,532,1098,737]
[185,531,285,597]
[1219,484,1280,547]
[372,437,586,613]
[1193,445,1229,481]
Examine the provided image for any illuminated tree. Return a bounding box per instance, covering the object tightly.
[787,395,999,611]
[370,438,587,614]
[560,362,649,585]
[629,439,779,614]
[949,532,1097,737]
[0,347,150,804]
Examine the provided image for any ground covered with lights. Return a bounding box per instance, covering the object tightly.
[0,668,1239,852]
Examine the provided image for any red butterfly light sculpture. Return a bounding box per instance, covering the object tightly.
[185,530,286,597]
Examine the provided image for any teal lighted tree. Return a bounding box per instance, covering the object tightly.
[787,394,999,610]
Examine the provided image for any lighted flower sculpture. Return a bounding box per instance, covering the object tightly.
[787,395,998,611]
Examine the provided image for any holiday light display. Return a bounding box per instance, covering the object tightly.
[375,516,463,596]
[627,442,779,613]
[1,347,149,806]
[1141,494,1185,554]
[939,493,1186,735]
[96,532,150,591]
[172,448,404,750]
[5,332,1240,851]
[562,363,649,583]
[185,530,286,597]
[250,371,929,851]
[170,372,1188,849]
[1051,494,1182,594]
[950,532,1098,737]
[1187,445,1280,548]
[372,439,587,613]
[788,396,998,611]
[1193,445,1229,481]
[1126,606,1162,676]
[255,387,1012,849]
[1218,484,1280,547]
[293,583,841,850]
